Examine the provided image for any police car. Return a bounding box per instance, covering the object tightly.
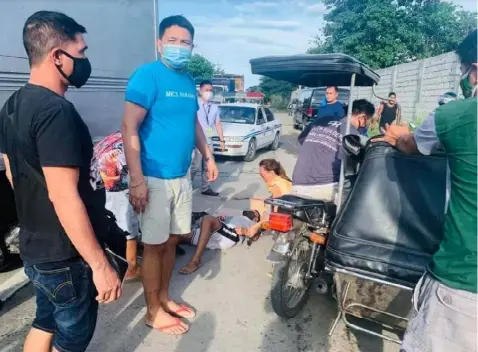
[211,103,282,161]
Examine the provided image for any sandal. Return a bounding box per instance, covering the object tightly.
[145,317,189,335]
[171,304,196,319]
[179,262,202,275]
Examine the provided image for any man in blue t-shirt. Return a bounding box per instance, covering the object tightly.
[122,15,218,336]
[316,86,345,120]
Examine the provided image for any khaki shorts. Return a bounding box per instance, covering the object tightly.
[402,273,477,352]
[139,175,192,245]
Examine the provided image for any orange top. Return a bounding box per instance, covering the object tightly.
[267,176,292,197]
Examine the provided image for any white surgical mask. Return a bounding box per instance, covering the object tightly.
[202,91,213,101]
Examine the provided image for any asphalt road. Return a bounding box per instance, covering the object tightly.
[0,113,402,352]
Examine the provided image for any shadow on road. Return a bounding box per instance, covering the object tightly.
[176,311,216,352]
[88,246,224,351]
[0,284,34,351]
[260,293,338,352]
[0,282,34,320]
[260,278,405,352]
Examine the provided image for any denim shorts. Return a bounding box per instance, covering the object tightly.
[24,258,98,352]
[401,273,477,352]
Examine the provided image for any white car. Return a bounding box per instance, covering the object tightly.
[211,103,282,161]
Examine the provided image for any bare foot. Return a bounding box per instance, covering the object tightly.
[146,308,189,335]
[179,260,201,275]
[163,300,196,319]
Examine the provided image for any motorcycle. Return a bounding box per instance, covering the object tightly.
[250,54,447,343]
[265,195,336,318]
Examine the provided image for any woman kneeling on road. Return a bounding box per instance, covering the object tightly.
[248,159,292,234]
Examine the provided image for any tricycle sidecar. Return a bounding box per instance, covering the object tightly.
[325,140,446,342]
[250,53,447,343]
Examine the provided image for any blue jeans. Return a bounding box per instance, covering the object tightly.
[24,258,98,352]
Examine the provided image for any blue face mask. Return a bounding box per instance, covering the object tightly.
[161,44,192,70]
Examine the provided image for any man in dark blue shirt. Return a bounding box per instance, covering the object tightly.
[292,99,375,202]
[316,86,345,120]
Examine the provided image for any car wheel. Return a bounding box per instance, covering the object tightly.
[243,138,257,162]
[270,132,280,150]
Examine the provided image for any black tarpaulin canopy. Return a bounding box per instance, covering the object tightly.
[249,54,380,87]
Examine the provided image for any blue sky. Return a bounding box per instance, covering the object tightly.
[158,0,477,88]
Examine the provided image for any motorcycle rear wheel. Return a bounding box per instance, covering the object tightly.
[270,236,313,318]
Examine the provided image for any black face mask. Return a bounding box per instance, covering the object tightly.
[56,50,91,88]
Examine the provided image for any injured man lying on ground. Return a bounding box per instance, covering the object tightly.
[178,210,263,275]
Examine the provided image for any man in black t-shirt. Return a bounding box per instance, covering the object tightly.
[375,92,401,129]
[0,11,121,352]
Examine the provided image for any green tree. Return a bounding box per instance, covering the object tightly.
[186,54,215,79]
[258,76,296,110]
[247,85,260,92]
[309,0,477,69]
[214,65,226,75]
[258,76,296,101]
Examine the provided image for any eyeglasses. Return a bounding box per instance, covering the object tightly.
[165,36,194,48]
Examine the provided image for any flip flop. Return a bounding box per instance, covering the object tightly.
[171,304,196,319]
[145,318,189,335]
[179,262,202,275]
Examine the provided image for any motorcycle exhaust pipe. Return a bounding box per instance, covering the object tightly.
[316,277,329,295]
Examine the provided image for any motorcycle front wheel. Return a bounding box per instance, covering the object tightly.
[270,236,313,319]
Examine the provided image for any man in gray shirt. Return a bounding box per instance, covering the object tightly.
[191,80,225,196]
[292,99,375,202]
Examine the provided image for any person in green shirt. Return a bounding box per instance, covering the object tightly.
[378,29,477,352]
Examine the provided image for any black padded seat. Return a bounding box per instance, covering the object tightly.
[325,143,446,288]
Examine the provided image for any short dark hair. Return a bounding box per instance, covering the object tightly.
[457,29,477,66]
[159,15,195,40]
[326,86,338,92]
[199,80,213,88]
[352,99,375,118]
[388,92,396,97]
[23,11,86,66]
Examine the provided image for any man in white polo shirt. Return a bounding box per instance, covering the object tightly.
[191,80,225,196]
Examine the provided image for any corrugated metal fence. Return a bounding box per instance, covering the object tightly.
[351,52,461,122]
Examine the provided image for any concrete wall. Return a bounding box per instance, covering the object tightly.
[0,0,156,139]
[350,52,461,122]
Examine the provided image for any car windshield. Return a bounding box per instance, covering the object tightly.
[219,106,256,124]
